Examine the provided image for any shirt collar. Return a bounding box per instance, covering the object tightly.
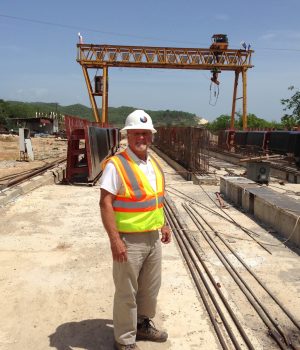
[126,147,150,164]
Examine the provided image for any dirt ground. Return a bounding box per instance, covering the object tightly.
[0,158,222,350]
[0,139,299,349]
[0,134,67,179]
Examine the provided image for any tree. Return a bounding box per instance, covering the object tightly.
[206,114,231,132]
[236,112,273,129]
[207,112,283,132]
[281,86,300,128]
[0,99,9,126]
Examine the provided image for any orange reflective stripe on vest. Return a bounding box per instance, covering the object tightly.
[113,151,147,200]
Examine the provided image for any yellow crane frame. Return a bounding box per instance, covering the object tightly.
[77,43,254,129]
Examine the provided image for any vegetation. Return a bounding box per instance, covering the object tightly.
[206,114,231,131]
[0,100,9,126]
[0,100,201,129]
[281,86,300,128]
[1,86,299,132]
[206,111,288,132]
[205,86,300,132]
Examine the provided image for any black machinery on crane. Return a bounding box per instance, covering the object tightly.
[210,34,228,85]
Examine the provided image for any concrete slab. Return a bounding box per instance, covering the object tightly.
[220,176,300,247]
[192,174,218,186]
[0,164,66,207]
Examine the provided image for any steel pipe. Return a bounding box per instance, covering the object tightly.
[189,203,300,332]
[165,195,255,349]
[164,202,230,350]
[184,203,290,350]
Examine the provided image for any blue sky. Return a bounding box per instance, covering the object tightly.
[1,0,300,122]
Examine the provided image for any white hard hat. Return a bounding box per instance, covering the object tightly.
[121,110,157,133]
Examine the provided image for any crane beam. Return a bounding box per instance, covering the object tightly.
[77,44,253,70]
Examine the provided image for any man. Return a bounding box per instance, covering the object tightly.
[100,110,171,350]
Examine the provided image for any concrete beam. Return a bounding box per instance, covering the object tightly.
[220,176,300,247]
[0,164,66,207]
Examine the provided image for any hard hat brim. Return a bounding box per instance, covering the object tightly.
[120,125,157,133]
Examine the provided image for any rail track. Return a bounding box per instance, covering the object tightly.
[0,157,67,191]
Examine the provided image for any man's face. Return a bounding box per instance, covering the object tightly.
[127,129,153,155]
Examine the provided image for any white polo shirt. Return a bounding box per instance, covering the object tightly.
[99,147,157,195]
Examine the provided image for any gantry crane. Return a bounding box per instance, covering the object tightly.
[77,35,254,129]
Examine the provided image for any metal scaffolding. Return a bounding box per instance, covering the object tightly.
[154,126,210,174]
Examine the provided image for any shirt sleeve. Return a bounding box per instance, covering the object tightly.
[99,161,122,195]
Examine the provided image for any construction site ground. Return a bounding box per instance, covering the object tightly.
[0,134,67,178]
[0,139,300,350]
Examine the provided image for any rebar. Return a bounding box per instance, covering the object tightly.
[184,203,292,349]
[165,195,255,350]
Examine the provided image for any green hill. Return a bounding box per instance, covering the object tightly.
[0,100,201,128]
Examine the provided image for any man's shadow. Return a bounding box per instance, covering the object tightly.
[49,319,114,350]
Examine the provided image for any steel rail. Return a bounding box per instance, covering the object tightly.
[0,167,42,182]
[167,185,273,255]
[1,157,66,190]
[197,183,272,254]
[0,157,65,182]
[165,196,255,350]
[168,185,260,237]
[189,203,300,332]
[184,203,292,349]
[163,202,230,350]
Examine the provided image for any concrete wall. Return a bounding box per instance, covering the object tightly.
[220,176,300,248]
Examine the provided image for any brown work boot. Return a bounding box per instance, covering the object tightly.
[115,342,140,350]
[136,318,168,342]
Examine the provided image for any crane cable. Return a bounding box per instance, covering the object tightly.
[209,81,219,106]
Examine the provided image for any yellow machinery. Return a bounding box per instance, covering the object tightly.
[210,34,229,50]
[77,35,254,129]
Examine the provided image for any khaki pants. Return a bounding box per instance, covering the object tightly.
[113,230,162,345]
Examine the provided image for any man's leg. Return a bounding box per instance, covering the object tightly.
[135,230,168,342]
[136,230,162,318]
[113,233,150,345]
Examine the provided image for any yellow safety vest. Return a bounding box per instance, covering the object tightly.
[106,150,165,232]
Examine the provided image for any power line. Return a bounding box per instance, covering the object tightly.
[255,47,300,52]
[1,13,300,52]
[0,13,207,46]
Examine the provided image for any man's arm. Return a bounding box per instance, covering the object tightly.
[100,188,127,262]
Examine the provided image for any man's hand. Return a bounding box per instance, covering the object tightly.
[110,237,128,263]
[161,225,171,244]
